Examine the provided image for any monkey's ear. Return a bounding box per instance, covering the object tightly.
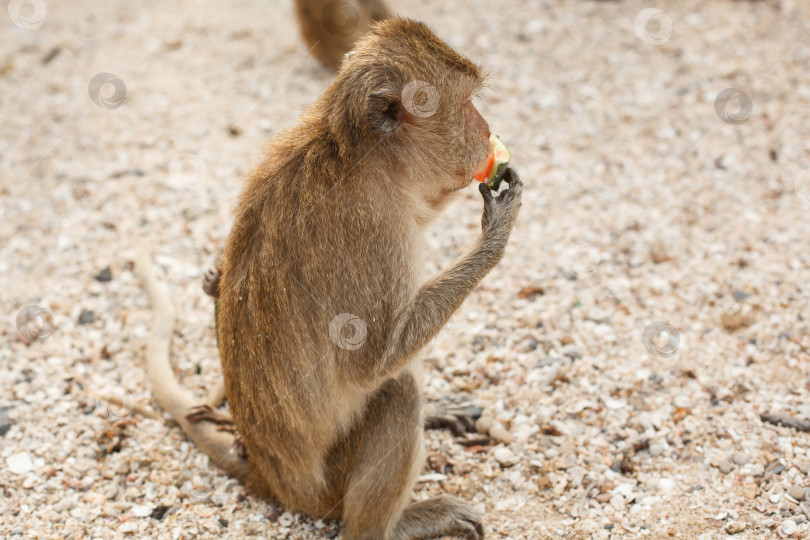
[368,91,405,133]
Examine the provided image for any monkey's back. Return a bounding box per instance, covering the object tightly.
[217,128,418,513]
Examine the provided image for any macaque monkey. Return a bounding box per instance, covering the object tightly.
[136,17,522,540]
[294,0,390,69]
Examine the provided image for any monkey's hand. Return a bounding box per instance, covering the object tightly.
[202,266,222,300]
[479,166,522,244]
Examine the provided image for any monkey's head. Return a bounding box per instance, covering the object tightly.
[323,18,492,215]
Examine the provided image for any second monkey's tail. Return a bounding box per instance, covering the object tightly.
[134,245,253,484]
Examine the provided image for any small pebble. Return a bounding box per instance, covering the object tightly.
[417,473,448,483]
[131,504,154,517]
[95,266,113,282]
[648,443,664,457]
[78,309,94,325]
[54,497,74,513]
[770,493,783,504]
[6,452,34,474]
[106,483,120,500]
[732,290,750,302]
[657,478,676,493]
[804,488,810,502]
[719,460,736,474]
[119,521,138,534]
[779,519,797,537]
[747,463,765,476]
[732,452,749,466]
[567,466,586,487]
[0,407,10,438]
[475,415,493,435]
[278,512,294,527]
[609,494,626,511]
[489,425,516,444]
[765,460,785,476]
[725,521,747,534]
[561,344,581,359]
[494,447,518,467]
[787,485,804,502]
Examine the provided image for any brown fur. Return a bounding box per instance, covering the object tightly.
[294,0,391,70]
[141,18,522,540]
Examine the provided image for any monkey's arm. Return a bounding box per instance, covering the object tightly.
[378,170,523,381]
[135,246,250,482]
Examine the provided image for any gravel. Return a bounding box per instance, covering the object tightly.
[3,0,810,538]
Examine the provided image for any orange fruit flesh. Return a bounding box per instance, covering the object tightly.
[475,154,495,183]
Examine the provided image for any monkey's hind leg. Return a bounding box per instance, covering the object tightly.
[339,371,484,540]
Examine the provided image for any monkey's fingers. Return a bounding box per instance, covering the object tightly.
[497,167,522,196]
[479,183,496,230]
[496,169,523,208]
[214,425,247,458]
[478,182,493,202]
[425,415,468,437]
[211,424,247,458]
[233,435,247,459]
[202,267,222,299]
[186,404,235,426]
[501,166,520,186]
[424,406,479,437]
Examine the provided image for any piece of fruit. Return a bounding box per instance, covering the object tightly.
[474,134,511,191]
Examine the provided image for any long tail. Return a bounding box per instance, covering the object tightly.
[134,245,252,482]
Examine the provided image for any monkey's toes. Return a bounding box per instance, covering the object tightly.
[201,267,222,299]
[186,404,234,426]
[233,435,247,459]
[435,496,485,540]
[424,404,482,437]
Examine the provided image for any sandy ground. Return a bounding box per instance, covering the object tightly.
[3,0,810,538]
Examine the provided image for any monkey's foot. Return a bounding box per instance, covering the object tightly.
[186,404,233,426]
[214,425,247,459]
[202,266,222,299]
[423,402,482,438]
[394,495,484,540]
[186,405,246,458]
